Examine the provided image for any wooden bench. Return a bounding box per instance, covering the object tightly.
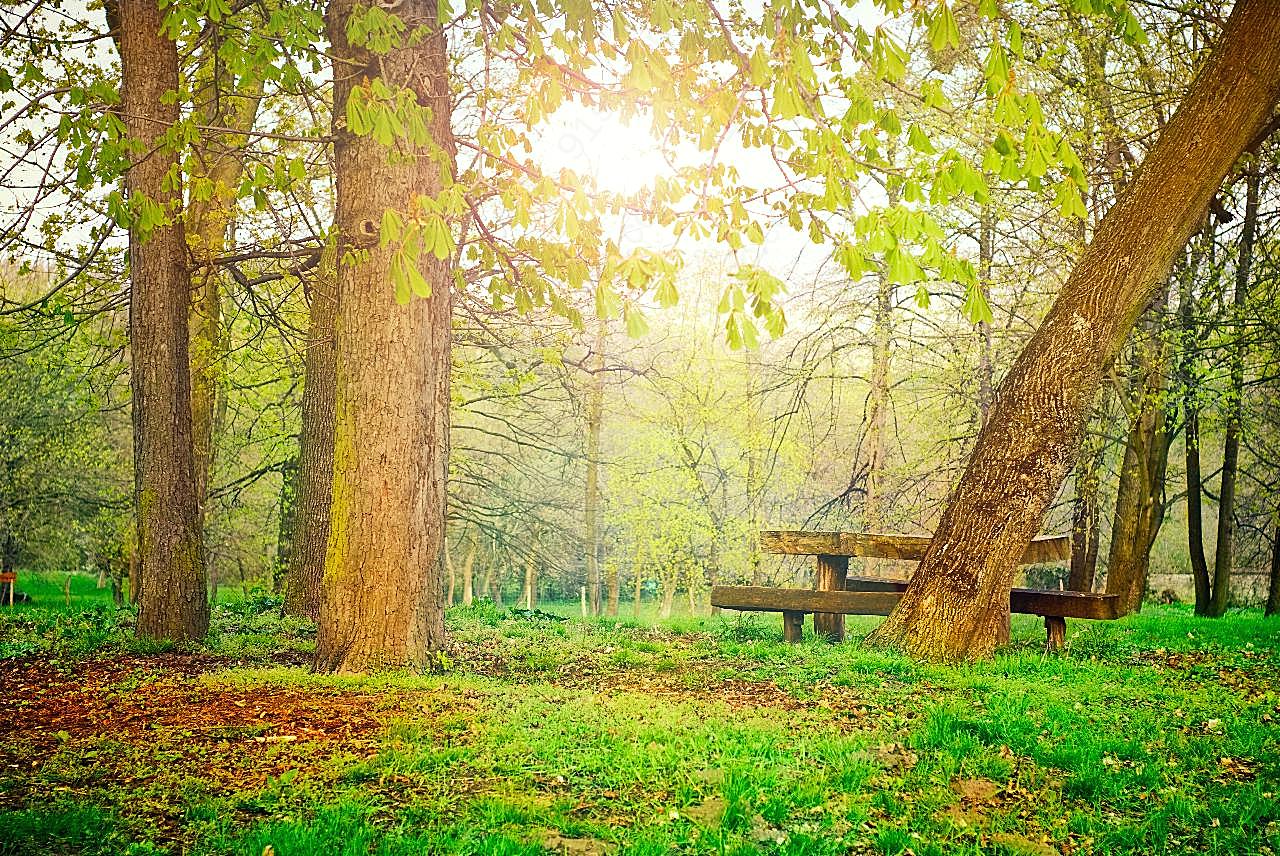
[711,531,1121,651]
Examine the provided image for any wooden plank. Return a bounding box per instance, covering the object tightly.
[711,585,1121,620]
[1011,589,1121,620]
[760,531,1071,564]
[711,586,902,616]
[813,555,849,641]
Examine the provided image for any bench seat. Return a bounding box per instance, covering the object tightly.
[710,584,1120,648]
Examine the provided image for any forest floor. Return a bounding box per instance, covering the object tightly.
[0,575,1278,856]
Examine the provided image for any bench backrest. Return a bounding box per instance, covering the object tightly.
[760,531,1071,565]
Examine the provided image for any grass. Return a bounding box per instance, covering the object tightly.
[1,587,1278,856]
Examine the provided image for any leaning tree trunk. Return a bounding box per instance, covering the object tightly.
[284,247,337,620]
[314,0,455,672]
[120,0,209,642]
[1105,305,1172,614]
[1209,168,1260,618]
[867,2,1280,660]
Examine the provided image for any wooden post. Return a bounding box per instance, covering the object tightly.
[782,610,804,643]
[1044,616,1066,652]
[813,555,849,641]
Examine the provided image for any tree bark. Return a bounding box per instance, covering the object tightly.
[584,317,605,615]
[314,0,455,672]
[120,0,209,642]
[1105,304,1173,614]
[1209,168,1260,618]
[284,246,337,619]
[866,2,1280,659]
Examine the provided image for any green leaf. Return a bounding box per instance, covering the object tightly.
[926,3,960,52]
[907,123,935,155]
[962,284,993,324]
[623,304,649,338]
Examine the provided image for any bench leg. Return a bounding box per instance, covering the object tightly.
[1044,616,1066,652]
[782,610,804,643]
[813,555,849,642]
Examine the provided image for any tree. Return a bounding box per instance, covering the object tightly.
[868,1,1280,660]
[118,0,209,642]
[283,248,336,620]
[312,0,456,672]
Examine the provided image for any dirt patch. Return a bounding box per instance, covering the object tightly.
[0,654,397,750]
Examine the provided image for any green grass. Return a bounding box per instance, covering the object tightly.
[2,596,1278,855]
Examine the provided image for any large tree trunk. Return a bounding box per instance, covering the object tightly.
[1105,305,1173,614]
[283,248,337,620]
[584,318,605,615]
[867,2,1280,660]
[120,0,209,642]
[314,0,455,672]
[1209,168,1260,618]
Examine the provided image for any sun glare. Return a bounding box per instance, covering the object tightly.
[535,103,673,197]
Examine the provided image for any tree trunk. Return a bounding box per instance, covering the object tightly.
[867,2,1280,659]
[1179,233,1214,616]
[284,247,337,619]
[1186,406,1212,614]
[1105,304,1172,614]
[1068,427,1103,592]
[977,206,995,424]
[120,0,208,642]
[187,69,264,511]
[1266,525,1280,618]
[444,543,456,606]
[490,559,504,608]
[523,542,537,610]
[584,317,605,615]
[632,560,642,619]
[462,539,475,606]
[1209,168,1260,618]
[314,0,455,672]
[659,580,675,620]
[745,349,764,586]
[274,455,298,593]
[862,270,892,533]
